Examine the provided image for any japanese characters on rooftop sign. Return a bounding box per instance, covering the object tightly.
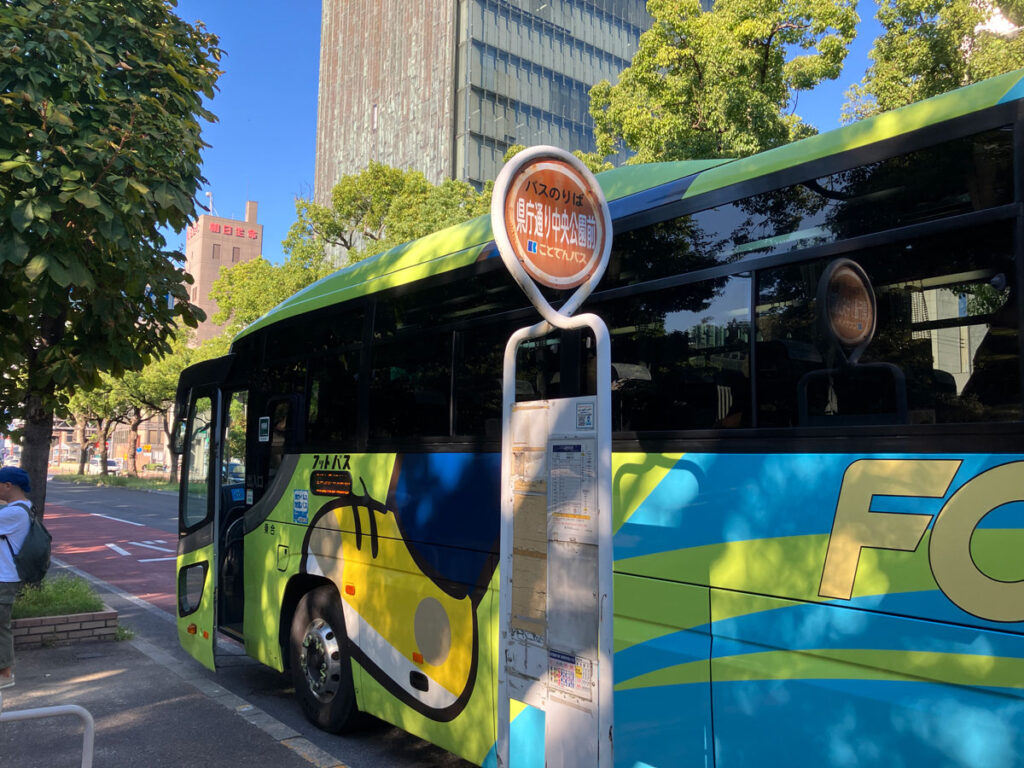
[492,146,612,323]
[185,222,260,241]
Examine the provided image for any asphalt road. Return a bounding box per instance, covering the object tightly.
[42,479,476,768]
[45,480,178,533]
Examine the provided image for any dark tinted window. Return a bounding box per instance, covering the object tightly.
[598,274,752,431]
[514,329,596,404]
[453,323,507,439]
[369,332,452,439]
[374,269,524,338]
[266,306,365,362]
[606,128,1013,287]
[756,222,1020,426]
[251,361,306,400]
[307,350,360,444]
[452,320,597,439]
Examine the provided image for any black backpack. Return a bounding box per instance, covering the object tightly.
[2,500,52,585]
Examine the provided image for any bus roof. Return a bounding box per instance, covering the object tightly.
[236,68,1024,342]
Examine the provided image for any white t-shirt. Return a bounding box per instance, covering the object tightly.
[0,500,31,582]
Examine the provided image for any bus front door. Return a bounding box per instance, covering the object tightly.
[174,357,235,671]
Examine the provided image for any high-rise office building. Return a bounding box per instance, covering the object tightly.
[315,0,650,201]
[184,200,264,343]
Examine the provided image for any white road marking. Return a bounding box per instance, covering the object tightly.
[105,543,131,556]
[143,539,168,545]
[138,556,177,563]
[129,541,175,553]
[90,513,145,527]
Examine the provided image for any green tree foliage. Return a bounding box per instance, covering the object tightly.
[503,144,614,174]
[112,347,183,477]
[590,0,858,162]
[844,0,1024,120]
[0,0,222,510]
[207,254,333,340]
[67,334,198,481]
[283,162,492,267]
[67,380,130,476]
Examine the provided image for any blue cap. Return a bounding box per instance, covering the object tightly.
[0,467,30,492]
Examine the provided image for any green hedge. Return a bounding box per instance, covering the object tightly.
[12,574,104,619]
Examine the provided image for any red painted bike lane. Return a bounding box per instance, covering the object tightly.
[45,504,177,615]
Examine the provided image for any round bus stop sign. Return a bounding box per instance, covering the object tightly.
[492,146,612,321]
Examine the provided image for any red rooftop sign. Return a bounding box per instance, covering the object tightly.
[186,222,260,241]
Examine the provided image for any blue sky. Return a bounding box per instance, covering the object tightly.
[168,1,881,266]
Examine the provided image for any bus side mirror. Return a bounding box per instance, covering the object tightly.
[172,419,187,455]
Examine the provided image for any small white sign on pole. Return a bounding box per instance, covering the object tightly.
[493,147,613,768]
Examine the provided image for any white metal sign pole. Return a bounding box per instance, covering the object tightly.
[493,146,613,768]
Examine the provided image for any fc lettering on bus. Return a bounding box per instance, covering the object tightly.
[819,459,1024,623]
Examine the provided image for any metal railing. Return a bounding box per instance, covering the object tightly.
[0,692,95,768]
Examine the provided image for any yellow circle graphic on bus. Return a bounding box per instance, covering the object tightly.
[502,159,608,290]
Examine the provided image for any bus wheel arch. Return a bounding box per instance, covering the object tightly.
[280,574,333,668]
[287,582,359,733]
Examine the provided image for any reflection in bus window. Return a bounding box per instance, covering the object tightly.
[756,222,1020,426]
[453,323,508,439]
[184,396,212,529]
[604,128,1013,289]
[514,329,596,404]
[601,275,752,431]
[269,401,289,480]
[308,351,360,444]
[222,391,248,485]
[369,332,451,439]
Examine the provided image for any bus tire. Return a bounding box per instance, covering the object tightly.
[289,585,358,732]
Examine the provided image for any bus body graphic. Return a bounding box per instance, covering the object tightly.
[174,70,1024,767]
[299,463,486,718]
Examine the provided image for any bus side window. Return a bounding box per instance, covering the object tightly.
[368,332,451,439]
[183,396,213,529]
[755,222,1019,426]
[269,401,289,480]
[600,276,752,432]
[307,351,359,444]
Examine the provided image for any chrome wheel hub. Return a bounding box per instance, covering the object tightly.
[299,617,341,702]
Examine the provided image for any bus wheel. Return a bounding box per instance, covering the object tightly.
[289,585,358,732]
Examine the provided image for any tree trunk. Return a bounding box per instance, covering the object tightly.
[128,411,142,477]
[21,393,53,517]
[99,420,114,477]
[74,413,88,475]
[164,414,180,485]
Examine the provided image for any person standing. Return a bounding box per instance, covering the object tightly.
[0,466,32,689]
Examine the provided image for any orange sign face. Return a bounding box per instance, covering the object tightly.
[825,264,875,347]
[502,159,608,289]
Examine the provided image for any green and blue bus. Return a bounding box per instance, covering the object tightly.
[174,70,1024,767]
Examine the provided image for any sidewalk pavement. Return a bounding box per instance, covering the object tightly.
[0,565,347,768]
[0,638,348,768]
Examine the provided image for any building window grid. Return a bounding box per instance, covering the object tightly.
[467,86,596,148]
[473,1,634,74]
[462,0,644,162]
[476,0,647,46]
[454,0,649,184]
[471,39,596,124]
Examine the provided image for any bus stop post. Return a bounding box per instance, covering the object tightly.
[493,146,614,768]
